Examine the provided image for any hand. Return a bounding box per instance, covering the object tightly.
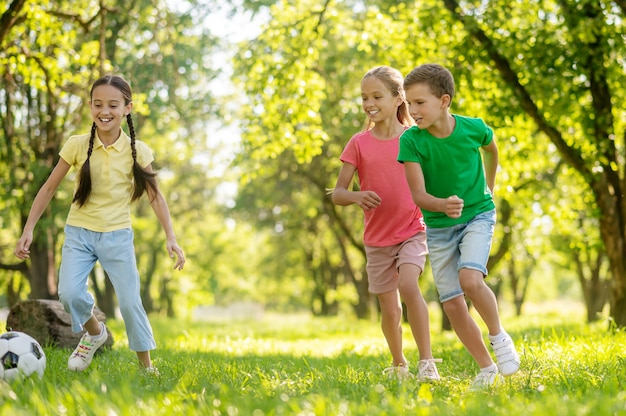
[443,195,464,218]
[167,241,186,271]
[14,233,33,260]
[355,190,382,211]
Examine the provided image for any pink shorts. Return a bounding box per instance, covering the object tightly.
[365,232,428,294]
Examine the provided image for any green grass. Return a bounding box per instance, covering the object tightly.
[1,304,625,415]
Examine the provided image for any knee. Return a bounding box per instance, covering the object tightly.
[459,270,484,296]
[460,279,480,296]
[398,280,420,301]
[58,284,89,310]
[442,297,467,318]
[380,301,403,323]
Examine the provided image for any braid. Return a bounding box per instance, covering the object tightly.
[128,114,137,161]
[72,123,96,207]
[128,114,157,202]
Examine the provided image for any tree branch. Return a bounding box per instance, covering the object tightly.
[441,0,590,182]
[0,0,27,45]
[0,261,28,274]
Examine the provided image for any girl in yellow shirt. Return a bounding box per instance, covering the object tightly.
[14,75,185,374]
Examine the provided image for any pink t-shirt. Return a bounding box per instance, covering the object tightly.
[340,130,425,247]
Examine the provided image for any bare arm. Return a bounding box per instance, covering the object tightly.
[403,161,464,218]
[481,137,498,192]
[146,164,185,271]
[14,159,71,259]
[331,162,381,210]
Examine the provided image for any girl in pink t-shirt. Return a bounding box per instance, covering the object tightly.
[331,66,440,381]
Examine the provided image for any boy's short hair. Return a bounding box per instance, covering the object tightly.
[404,64,455,102]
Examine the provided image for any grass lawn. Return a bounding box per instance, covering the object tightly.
[1,302,625,415]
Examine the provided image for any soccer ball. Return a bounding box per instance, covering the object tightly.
[0,331,46,382]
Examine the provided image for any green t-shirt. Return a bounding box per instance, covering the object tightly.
[398,114,495,228]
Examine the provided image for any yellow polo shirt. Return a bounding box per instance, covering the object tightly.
[59,131,154,232]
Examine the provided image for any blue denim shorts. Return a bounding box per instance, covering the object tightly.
[426,209,496,302]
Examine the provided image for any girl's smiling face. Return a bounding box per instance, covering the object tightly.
[90,84,132,135]
[360,76,402,123]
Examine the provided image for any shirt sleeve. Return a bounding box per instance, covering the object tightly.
[483,126,494,146]
[58,135,82,167]
[397,129,421,164]
[340,135,359,168]
[134,140,155,168]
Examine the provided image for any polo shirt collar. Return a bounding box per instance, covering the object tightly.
[94,130,130,151]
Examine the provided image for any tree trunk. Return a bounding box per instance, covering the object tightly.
[26,242,56,300]
[91,270,116,318]
[574,249,609,323]
[324,195,375,319]
[351,267,372,320]
[439,302,452,332]
[5,299,114,349]
[595,183,626,327]
[442,0,626,327]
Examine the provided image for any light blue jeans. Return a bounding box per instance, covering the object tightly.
[58,225,156,352]
[426,209,496,302]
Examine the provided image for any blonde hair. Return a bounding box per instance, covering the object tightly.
[360,66,413,131]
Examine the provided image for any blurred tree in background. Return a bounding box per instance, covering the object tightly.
[231,0,623,325]
[0,0,229,317]
[1,0,624,327]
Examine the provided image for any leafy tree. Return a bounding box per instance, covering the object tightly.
[231,0,624,326]
[1,0,96,301]
[230,0,417,318]
[230,0,511,318]
[434,0,626,326]
[0,0,223,316]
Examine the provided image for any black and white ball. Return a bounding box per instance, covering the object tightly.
[0,331,46,381]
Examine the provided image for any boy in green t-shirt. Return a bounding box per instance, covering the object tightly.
[397,63,520,390]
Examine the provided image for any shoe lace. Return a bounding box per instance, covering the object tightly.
[418,358,442,379]
[382,363,412,379]
[71,337,96,360]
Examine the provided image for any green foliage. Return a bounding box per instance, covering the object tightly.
[0,0,235,313]
[229,0,626,321]
[0,308,624,415]
[3,0,626,321]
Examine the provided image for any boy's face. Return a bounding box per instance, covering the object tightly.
[405,83,449,128]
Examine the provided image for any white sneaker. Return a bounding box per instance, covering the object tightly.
[68,322,108,371]
[382,363,413,381]
[418,358,442,381]
[143,366,160,377]
[490,334,520,376]
[470,368,501,391]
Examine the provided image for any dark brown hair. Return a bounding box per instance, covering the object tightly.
[72,75,158,207]
[403,64,455,107]
[361,66,413,131]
